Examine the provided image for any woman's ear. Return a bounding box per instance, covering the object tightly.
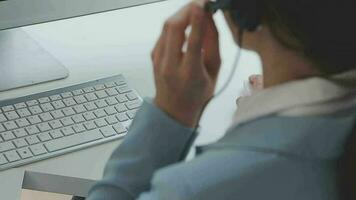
[223,11,265,51]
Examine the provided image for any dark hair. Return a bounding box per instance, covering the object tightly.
[260,0,356,75]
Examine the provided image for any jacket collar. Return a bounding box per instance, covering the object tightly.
[232,70,356,128]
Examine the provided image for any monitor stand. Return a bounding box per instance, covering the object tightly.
[0,28,69,92]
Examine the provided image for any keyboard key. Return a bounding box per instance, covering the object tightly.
[95,91,108,99]
[105,116,118,125]
[49,130,63,139]
[83,121,96,130]
[0,124,5,133]
[84,93,98,101]
[62,107,75,116]
[72,114,85,123]
[73,105,86,113]
[50,95,62,101]
[0,114,7,122]
[0,154,8,165]
[37,122,51,132]
[94,84,106,91]
[60,117,75,126]
[17,108,31,117]
[114,104,127,113]
[27,115,41,124]
[13,128,27,138]
[72,89,84,96]
[104,107,117,115]
[116,85,131,94]
[1,131,15,141]
[4,121,18,130]
[63,98,77,107]
[39,112,54,122]
[74,95,87,104]
[26,135,40,145]
[61,92,73,98]
[14,103,27,109]
[95,100,108,108]
[83,112,96,121]
[116,95,128,103]
[93,109,106,118]
[4,150,20,162]
[2,105,15,112]
[105,88,118,96]
[115,80,126,86]
[0,141,15,153]
[29,106,43,115]
[5,111,19,120]
[40,103,54,112]
[61,127,75,136]
[29,144,47,156]
[116,113,129,122]
[127,110,138,119]
[84,102,97,111]
[125,99,142,110]
[100,126,116,137]
[94,118,107,127]
[104,82,116,88]
[26,100,39,107]
[49,120,63,129]
[126,92,139,100]
[25,125,40,135]
[17,147,33,159]
[45,130,103,152]
[106,97,118,106]
[51,110,65,119]
[83,87,95,93]
[113,123,127,134]
[13,138,28,148]
[52,100,66,109]
[15,118,30,127]
[72,124,86,133]
[38,97,51,104]
[38,132,52,142]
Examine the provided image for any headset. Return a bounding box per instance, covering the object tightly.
[205,0,263,32]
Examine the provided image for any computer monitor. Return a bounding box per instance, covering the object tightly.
[0,0,165,91]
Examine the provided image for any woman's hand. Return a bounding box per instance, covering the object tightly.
[151,1,221,128]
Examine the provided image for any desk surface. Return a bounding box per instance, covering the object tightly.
[0,0,261,199]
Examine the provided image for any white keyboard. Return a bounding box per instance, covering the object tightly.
[0,75,142,171]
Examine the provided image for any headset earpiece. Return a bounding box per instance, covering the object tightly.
[205,0,262,32]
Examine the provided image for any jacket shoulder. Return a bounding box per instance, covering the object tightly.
[144,148,335,200]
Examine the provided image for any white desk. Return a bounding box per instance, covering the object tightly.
[0,0,261,199]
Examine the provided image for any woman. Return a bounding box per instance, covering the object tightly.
[87,0,356,199]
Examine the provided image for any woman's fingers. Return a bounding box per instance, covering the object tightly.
[202,13,221,77]
[185,4,207,68]
[154,0,218,77]
[162,5,192,68]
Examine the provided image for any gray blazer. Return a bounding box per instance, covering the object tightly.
[86,99,355,200]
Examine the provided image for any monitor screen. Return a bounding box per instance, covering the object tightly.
[0,0,165,31]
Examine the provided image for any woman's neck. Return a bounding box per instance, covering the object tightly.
[256,30,320,88]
